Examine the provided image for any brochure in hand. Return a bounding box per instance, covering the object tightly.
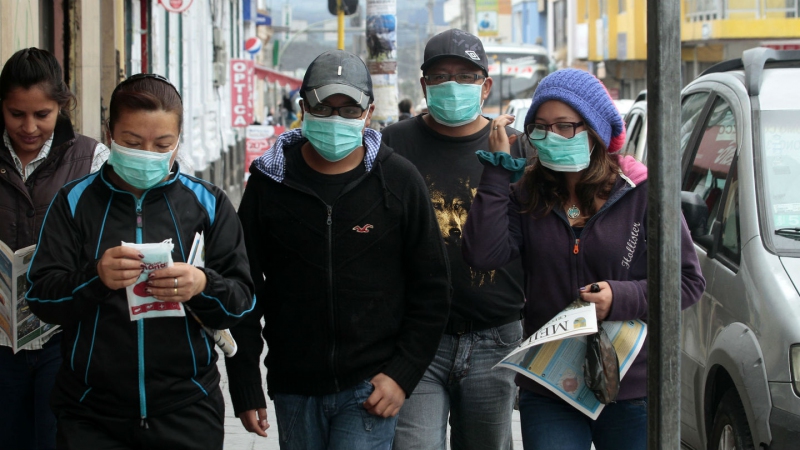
[0,240,59,353]
[121,239,186,320]
[496,300,647,419]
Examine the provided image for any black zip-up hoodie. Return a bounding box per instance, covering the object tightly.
[225,128,451,415]
[26,164,255,421]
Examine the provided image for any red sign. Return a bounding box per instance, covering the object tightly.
[231,59,255,127]
[159,0,194,13]
[245,125,285,183]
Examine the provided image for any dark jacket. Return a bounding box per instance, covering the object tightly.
[462,156,705,400]
[225,128,450,416]
[0,116,97,251]
[26,165,255,419]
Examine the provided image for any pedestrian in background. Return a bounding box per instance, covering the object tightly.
[462,68,705,449]
[26,73,255,449]
[226,49,450,450]
[0,47,109,450]
[398,98,413,121]
[381,29,526,450]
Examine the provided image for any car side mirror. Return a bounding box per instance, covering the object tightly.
[681,191,709,238]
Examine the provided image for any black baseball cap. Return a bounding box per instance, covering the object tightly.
[301,50,373,110]
[421,29,488,75]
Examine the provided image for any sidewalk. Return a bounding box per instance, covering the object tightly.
[216,348,525,449]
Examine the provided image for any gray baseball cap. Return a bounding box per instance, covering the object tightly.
[301,50,373,110]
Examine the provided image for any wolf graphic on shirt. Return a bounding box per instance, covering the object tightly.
[428,176,496,287]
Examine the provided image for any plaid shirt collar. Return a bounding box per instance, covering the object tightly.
[253,127,382,183]
[3,130,55,181]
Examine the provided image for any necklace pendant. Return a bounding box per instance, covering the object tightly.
[567,205,580,219]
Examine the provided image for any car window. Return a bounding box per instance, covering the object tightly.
[718,165,740,265]
[682,97,736,251]
[680,92,711,158]
[761,109,800,253]
[622,111,643,160]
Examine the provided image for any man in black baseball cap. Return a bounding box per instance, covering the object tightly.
[227,49,451,449]
[382,29,526,449]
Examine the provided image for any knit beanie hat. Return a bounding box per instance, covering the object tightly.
[525,69,626,153]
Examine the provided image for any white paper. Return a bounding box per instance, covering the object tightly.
[122,240,185,320]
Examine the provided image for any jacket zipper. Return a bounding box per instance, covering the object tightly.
[326,205,340,392]
[135,196,149,429]
[560,182,634,291]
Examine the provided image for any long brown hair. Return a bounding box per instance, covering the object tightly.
[518,128,620,225]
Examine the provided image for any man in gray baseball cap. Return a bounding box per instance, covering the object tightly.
[226,49,451,449]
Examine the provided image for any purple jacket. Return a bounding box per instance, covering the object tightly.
[462,155,705,400]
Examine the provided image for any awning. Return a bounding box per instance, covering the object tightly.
[254,65,302,90]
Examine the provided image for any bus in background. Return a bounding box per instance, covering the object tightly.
[483,43,552,116]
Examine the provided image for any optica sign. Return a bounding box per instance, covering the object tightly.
[230,59,254,127]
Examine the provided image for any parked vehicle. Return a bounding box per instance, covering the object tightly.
[482,43,551,115]
[613,98,634,116]
[504,98,532,132]
[621,90,647,162]
[676,47,800,450]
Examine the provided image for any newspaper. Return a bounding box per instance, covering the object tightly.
[496,300,647,419]
[0,241,59,353]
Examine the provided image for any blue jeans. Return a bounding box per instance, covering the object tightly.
[519,390,647,450]
[393,320,523,450]
[0,333,62,450]
[273,379,398,450]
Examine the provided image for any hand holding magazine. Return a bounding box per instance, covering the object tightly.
[0,240,58,353]
[496,300,647,419]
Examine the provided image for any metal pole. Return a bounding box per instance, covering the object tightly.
[337,0,345,50]
[646,0,682,448]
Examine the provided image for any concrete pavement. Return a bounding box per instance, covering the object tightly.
[215,348,525,449]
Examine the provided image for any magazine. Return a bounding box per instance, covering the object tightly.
[0,240,60,353]
[496,300,647,419]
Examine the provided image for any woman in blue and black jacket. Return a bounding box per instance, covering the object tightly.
[26,74,254,449]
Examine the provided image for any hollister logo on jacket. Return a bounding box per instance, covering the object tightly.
[621,222,642,269]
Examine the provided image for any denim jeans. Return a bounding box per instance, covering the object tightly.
[518,389,647,450]
[393,320,523,450]
[0,333,62,450]
[273,379,398,450]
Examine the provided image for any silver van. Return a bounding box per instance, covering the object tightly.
[677,48,800,449]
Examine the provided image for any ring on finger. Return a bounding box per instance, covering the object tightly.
[174,288,178,295]
[174,277,178,288]
[493,125,498,130]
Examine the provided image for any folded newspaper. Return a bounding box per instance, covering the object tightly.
[496,300,647,419]
[0,240,59,353]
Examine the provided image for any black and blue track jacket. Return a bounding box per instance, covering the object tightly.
[26,163,255,421]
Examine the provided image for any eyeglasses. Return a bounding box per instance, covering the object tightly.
[306,103,365,119]
[423,73,486,86]
[526,121,585,140]
[112,73,182,99]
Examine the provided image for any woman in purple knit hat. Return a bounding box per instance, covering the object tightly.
[461,68,706,449]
